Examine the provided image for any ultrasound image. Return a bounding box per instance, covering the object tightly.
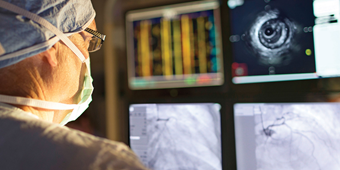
[230,0,316,76]
[243,9,296,65]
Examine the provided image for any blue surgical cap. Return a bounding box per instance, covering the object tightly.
[0,0,96,69]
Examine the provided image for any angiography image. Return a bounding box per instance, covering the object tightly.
[254,104,340,170]
[229,0,316,76]
[147,104,222,170]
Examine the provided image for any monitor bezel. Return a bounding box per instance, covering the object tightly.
[221,0,340,94]
[126,96,227,169]
[125,0,225,90]
[224,92,338,170]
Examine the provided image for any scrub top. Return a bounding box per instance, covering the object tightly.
[0,102,148,170]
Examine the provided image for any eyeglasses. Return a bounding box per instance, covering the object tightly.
[85,28,106,52]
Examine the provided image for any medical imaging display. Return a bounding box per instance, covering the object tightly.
[243,9,297,66]
[126,0,224,89]
[129,103,222,170]
[229,0,340,84]
[234,103,340,170]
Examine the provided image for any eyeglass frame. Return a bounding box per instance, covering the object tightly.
[84,28,106,52]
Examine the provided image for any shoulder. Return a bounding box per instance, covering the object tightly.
[0,104,147,170]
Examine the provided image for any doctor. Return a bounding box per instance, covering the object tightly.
[0,0,147,169]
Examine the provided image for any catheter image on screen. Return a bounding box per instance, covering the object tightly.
[229,0,340,84]
[234,103,340,170]
[129,103,222,170]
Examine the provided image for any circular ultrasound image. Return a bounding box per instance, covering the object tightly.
[243,9,297,66]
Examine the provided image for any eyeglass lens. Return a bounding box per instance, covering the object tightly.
[85,28,105,52]
[88,36,103,52]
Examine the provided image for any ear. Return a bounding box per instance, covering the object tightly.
[43,45,58,67]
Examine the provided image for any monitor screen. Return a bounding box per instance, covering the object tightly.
[129,103,222,169]
[233,103,340,170]
[126,0,224,89]
[229,0,340,84]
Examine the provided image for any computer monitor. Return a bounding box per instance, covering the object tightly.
[233,103,340,170]
[126,0,224,90]
[129,103,222,169]
[228,0,340,84]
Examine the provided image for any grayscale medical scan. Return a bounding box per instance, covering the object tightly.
[234,103,340,170]
[129,103,222,170]
[243,9,297,66]
[229,0,340,84]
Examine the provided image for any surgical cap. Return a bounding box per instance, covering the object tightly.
[0,0,96,69]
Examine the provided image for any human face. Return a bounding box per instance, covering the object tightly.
[56,20,97,104]
[48,20,97,123]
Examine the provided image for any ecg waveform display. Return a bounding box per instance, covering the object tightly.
[126,1,223,89]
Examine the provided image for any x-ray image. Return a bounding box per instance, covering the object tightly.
[129,103,222,170]
[229,0,316,77]
[255,104,340,170]
[234,103,340,170]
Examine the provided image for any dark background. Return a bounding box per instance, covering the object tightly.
[230,0,316,75]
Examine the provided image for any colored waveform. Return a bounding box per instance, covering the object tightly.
[172,19,183,77]
[181,15,192,75]
[135,12,218,78]
[140,20,151,77]
[161,18,173,78]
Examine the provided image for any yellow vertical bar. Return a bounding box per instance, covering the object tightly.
[197,17,207,74]
[161,18,173,78]
[172,19,183,76]
[181,15,191,75]
[140,20,151,77]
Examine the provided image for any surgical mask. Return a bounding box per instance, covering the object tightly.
[0,59,93,125]
[59,58,93,125]
[0,1,94,125]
